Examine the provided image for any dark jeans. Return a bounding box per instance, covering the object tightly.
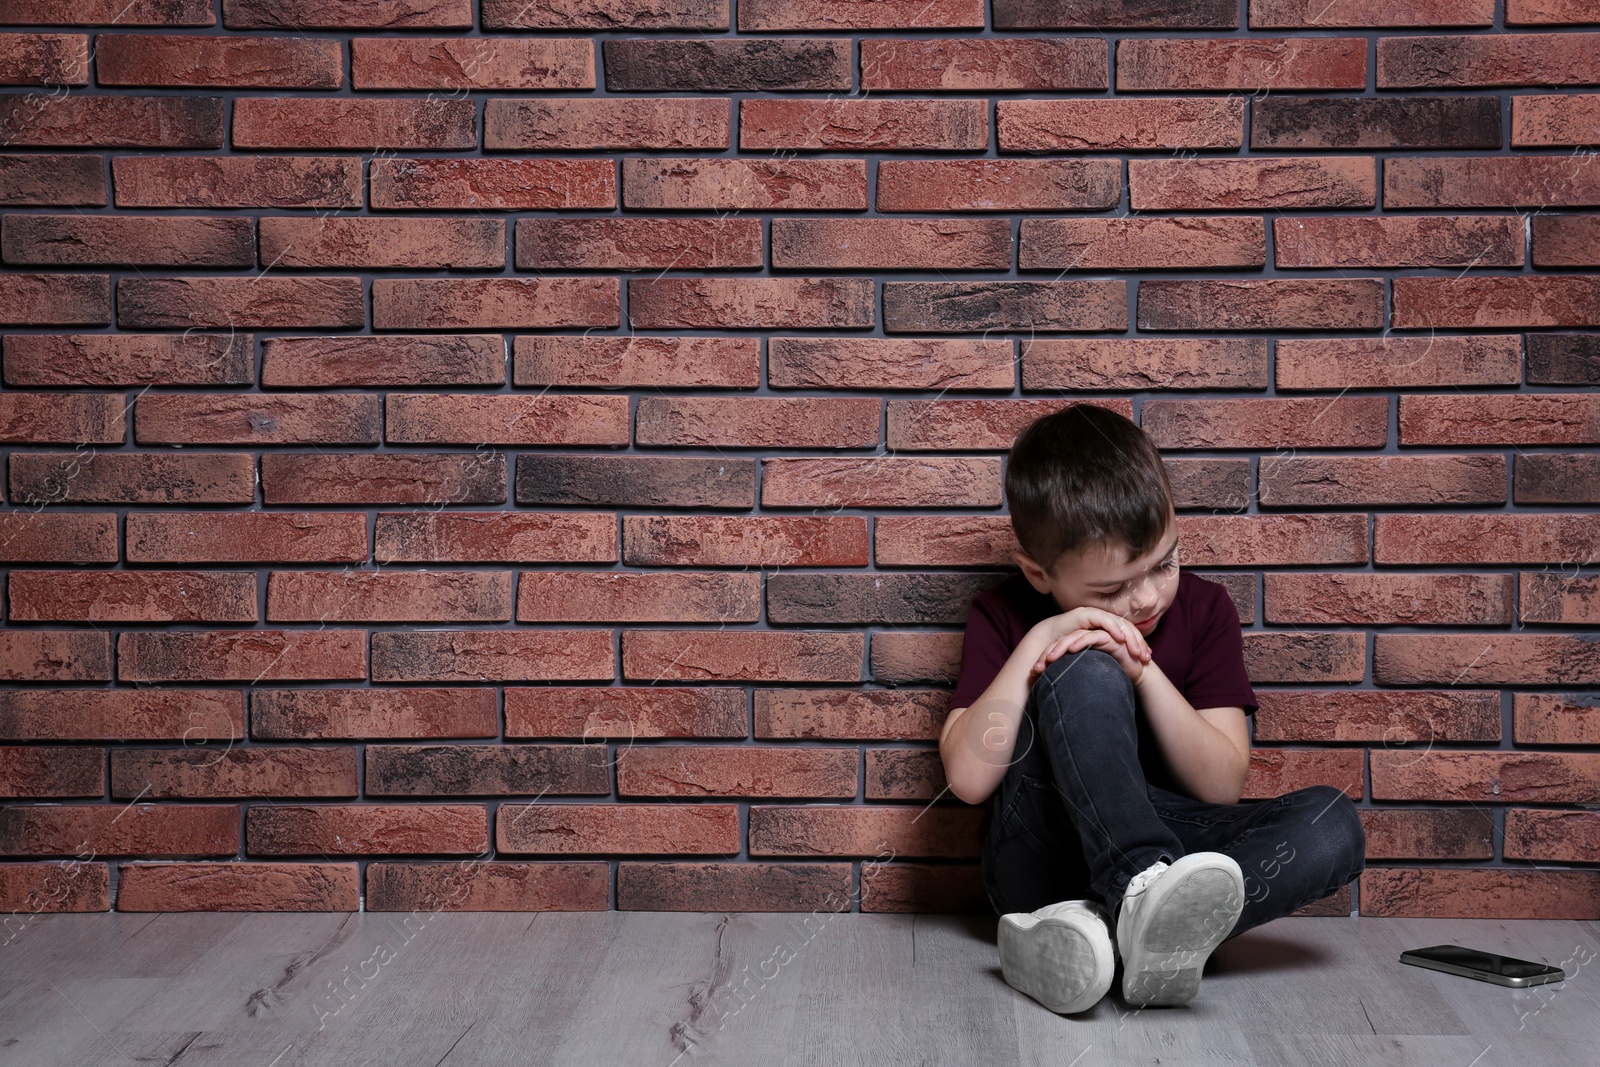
[981,647,1366,939]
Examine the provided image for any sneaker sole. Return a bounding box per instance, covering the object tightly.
[1120,861,1244,1008]
[998,914,1114,1015]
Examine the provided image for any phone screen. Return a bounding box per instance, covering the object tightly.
[1409,945,1556,978]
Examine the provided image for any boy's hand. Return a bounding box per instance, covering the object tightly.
[1028,607,1152,687]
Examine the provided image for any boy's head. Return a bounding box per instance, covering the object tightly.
[1005,403,1180,635]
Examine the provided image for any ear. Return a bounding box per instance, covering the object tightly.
[1012,549,1052,593]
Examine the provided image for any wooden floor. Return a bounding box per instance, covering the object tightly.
[2,910,1597,1066]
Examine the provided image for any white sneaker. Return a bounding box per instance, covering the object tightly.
[997,899,1115,1014]
[1114,853,1244,1007]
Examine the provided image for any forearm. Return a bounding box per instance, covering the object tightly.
[939,624,1055,806]
[1134,661,1249,805]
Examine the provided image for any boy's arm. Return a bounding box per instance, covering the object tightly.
[939,622,1057,806]
[1132,662,1251,806]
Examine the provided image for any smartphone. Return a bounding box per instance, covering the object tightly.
[1401,944,1568,988]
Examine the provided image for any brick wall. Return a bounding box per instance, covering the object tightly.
[1,0,1597,919]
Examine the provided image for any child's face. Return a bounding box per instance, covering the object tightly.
[1016,513,1181,637]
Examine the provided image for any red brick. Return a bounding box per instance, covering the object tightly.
[96,33,341,88]
[516,217,760,270]
[1252,95,1501,150]
[1250,0,1493,27]
[9,452,255,505]
[1021,338,1268,391]
[233,97,473,149]
[1264,572,1512,625]
[0,93,221,147]
[385,394,630,446]
[1117,37,1366,90]
[516,336,759,389]
[352,36,593,90]
[110,746,358,798]
[623,630,864,682]
[497,802,740,854]
[267,570,512,623]
[1394,276,1600,329]
[1533,214,1600,266]
[372,277,619,330]
[3,0,213,23]
[117,630,365,683]
[1521,570,1600,625]
[872,515,1018,568]
[999,97,1243,152]
[1275,335,1521,390]
[9,570,256,623]
[743,0,982,28]
[1384,155,1600,208]
[516,571,758,624]
[116,862,359,911]
[1378,32,1600,87]
[1506,0,1600,21]
[1376,633,1600,685]
[770,337,1013,391]
[1139,279,1383,331]
[1518,449,1600,502]
[1374,750,1600,802]
[0,514,117,564]
[126,512,367,564]
[223,0,472,28]
[1243,631,1366,684]
[1258,454,1506,507]
[0,803,237,855]
[740,98,987,150]
[1400,393,1600,445]
[486,98,728,150]
[248,804,487,854]
[370,157,615,210]
[1254,689,1500,744]
[117,277,362,330]
[376,512,616,564]
[0,689,243,741]
[629,277,874,330]
[251,687,498,740]
[885,280,1126,332]
[618,861,850,911]
[2,213,253,267]
[638,396,877,448]
[1139,398,1388,454]
[1274,215,1521,268]
[603,37,850,92]
[0,33,88,85]
[367,860,609,911]
[259,217,504,270]
[482,0,727,28]
[755,689,944,740]
[885,398,1123,451]
[134,393,378,446]
[0,746,102,796]
[0,861,108,913]
[866,749,946,800]
[1515,693,1600,745]
[862,863,988,913]
[1022,216,1264,270]
[516,455,756,509]
[263,335,504,388]
[996,0,1237,27]
[1131,157,1376,210]
[861,37,1104,90]
[1244,749,1363,798]
[1505,809,1600,863]
[0,153,104,205]
[1362,867,1600,919]
[873,629,964,687]
[1512,93,1600,146]
[0,392,123,444]
[112,155,361,210]
[774,218,1010,270]
[623,157,865,210]
[263,454,506,506]
[1375,513,1599,564]
[371,630,613,683]
[877,159,1120,211]
[760,457,1002,508]
[1361,809,1493,861]
[749,804,983,858]
[0,273,109,325]
[622,514,868,567]
[505,686,746,739]
[617,745,857,798]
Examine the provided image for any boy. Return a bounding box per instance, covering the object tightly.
[939,403,1366,1014]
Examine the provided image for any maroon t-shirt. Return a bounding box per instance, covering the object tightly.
[949,569,1258,797]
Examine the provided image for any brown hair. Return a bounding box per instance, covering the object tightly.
[1004,403,1175,578]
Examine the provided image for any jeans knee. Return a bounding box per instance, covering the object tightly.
[1293,785,1366,880]
[1034,646,1131,703]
